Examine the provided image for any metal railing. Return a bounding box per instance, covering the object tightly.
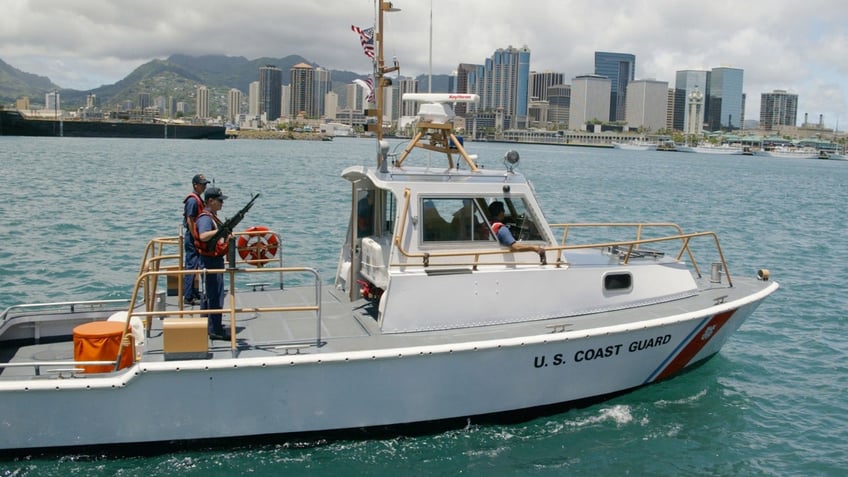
[387,189,731,284]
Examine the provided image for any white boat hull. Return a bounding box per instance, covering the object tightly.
[0,286,771,451]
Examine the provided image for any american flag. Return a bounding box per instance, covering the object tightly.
[351,25,375,60]
[354,77,375,105]
[364,77,375,103]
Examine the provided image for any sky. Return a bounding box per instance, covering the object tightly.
[2,0,847,129]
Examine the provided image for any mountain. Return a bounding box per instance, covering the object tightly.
[0,59,61,104]
[0,54,450,117]
[3,54,367,116]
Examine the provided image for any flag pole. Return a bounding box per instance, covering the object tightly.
[375,1,400,167]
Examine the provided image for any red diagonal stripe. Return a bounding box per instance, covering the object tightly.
[655,309,736,381]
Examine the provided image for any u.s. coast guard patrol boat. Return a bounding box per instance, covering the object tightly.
[0,2,778,454]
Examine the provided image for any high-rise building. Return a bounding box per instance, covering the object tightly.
[325,91,339,119]
[625,79,668,132]
[281,85,291,120]
[248,81,260,118]
[481,46,531,128]
[707,67,744,130]
[346,83,363,110]
[397,77,419,118]
[45,91,60,112]
[529,71,564,102]
[313,67,332,118]
[196,86,209,119]
[137,93,150,111]
[547,84,571,129]
[259,65,282,121]
[673,70,709,132]
[290,63,315,118]
[760,90,798,130]
[227,88,242,123]
[455,63,483,117]
[594,52,635,122]
[570,74,611,130]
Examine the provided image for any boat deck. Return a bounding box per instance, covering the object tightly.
[0,273,769,380]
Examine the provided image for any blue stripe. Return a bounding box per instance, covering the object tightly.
[643,316,711,384]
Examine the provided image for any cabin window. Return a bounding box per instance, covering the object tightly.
[604,273,632,291]
[357,189,397,238]
[419,196,544,243]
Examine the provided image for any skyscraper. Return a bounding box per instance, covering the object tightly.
[547,84,571,129]
[594,52,635,122]
[455,63,483,117]
[290,63,315,118]
[707,67,744,130]
[248,81,260,118]
[481,46,531,128]
[570,74,611,130]
[259,65,282,121]
[397,77,418,118]
[196,86,209,119]
[625,79,668,132]
[760,90,798,130]
[227,88,242,123]
[529,71,564,102]
[313,67,332,118]
[673,70,709,132]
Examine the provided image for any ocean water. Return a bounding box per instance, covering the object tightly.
[0,136,846,476]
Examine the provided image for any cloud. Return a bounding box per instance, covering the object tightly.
[1,0,846,127]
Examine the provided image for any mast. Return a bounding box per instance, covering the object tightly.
[375,1,400,167]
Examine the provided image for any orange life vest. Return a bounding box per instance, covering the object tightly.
[194,211,229,257]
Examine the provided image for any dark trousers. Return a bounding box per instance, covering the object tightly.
[183,237,201,300]
[201,256,226,334]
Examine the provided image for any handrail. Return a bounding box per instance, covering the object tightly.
[0,298,132,326]
[119,264,322,366]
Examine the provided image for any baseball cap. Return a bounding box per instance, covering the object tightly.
[192,174,210,185]
[205,187,228,201]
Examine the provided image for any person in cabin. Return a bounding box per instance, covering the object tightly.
[182,174,209,306]
[487,201,544,254]
[357,191,374,237]
[194,187,232,341]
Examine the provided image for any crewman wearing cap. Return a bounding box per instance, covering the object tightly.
[182,174,210,306]
[195,186,231,340]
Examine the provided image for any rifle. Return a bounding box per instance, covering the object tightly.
[208,193,260,250]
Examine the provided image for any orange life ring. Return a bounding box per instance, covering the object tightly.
[236,226,279,266]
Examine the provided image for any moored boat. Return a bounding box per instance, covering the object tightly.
[756,146,820,159]
[0,1,779,455]
[612,139,656,151]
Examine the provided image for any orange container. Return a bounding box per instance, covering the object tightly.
[73,321,135,373]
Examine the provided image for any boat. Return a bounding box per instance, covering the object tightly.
[0,109,226,140]
[685,144,745,155]
[612,139,656,151]
[656,140,678,152]
[0,1,779,455]
[756,146,820,159]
